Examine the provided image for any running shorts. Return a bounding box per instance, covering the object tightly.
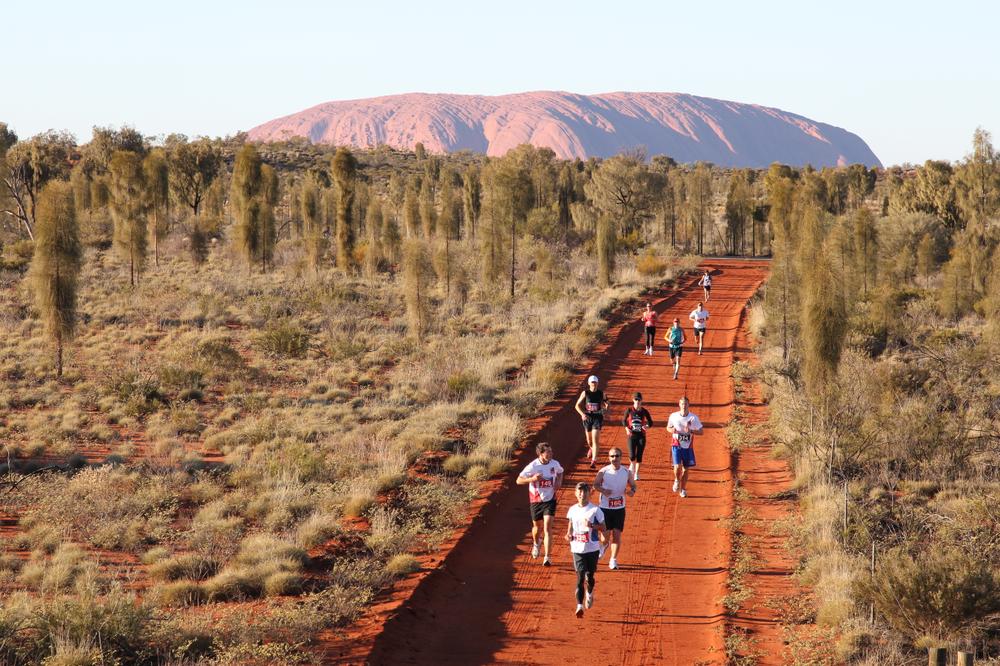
[669,345,683,359]
[694,327,707,337]
[584,414,604,432]
[627,432,646,462]
[573,550,600,574]
[671,445,696,468]
[529,499,557,521]
[603,507,626,532]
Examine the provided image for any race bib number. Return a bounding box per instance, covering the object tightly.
[537,478,552,488]
[676,432,692,445]
[609,496,624,508]
[573,532,589,543]
[586,402,600,413]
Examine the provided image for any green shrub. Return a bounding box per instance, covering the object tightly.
[385,553,420,577]
[342,494,374,518]
[445,371,480,400]
[442,453,471,476]
[154,580,206,606]
[464,464,489,481]
[263,571,303,596]
[296,512,340,548]
[203,569,263,602]
[1,239,34,271]
[636,249,667,277]
[855,547,1000,642]
[257,321,310,358]
[148,553,218,582]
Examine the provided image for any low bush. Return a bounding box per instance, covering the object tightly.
[257,320,310,358]
[154,580,206,607]
[855,547,1000,642]
[385,553,420,577]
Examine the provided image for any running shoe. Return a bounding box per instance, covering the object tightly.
[531,541,540,558]
[575,604,585,618]
[609,558,618,570]
[543,557,552,567]
[634,472,640,481]
[585,592,594,609]
[589,460,596,470]
[679,489,687,498]
[672,479,679,492]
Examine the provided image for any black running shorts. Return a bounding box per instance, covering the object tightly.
[529,499,557,521]
[603,507,626,532]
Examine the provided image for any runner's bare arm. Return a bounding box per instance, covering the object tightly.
[564,522,573,542]
[627,470,637,495]
[574,391,587,418]
[555,470,564,490]
[515,473,539,485]
[593,470,607,495]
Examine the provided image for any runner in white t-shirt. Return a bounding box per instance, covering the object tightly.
[698,269,713,301]
[594,447,636,570]
[516,442,564,566]
[666,396,704,498]
[565,482,605,618]
[688,302,710,355]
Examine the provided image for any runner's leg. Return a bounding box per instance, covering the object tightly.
[531,519,542,550]
[541,514,554,559]
[610,528,622,560]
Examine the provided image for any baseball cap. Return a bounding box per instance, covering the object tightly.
[633,392,642,400]
[587,375,599,384]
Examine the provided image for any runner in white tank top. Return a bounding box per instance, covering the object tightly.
[593,447,636,570]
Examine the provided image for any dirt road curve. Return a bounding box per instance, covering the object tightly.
[362,260,770,665]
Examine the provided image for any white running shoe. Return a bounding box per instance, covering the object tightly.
[672,479,679,492]
[585,592,594,609]
[609,558,618,570]
[575,603,585,618]
[649,349,653,356]
[531,541,540,558]
[634,472,640,481]
[680,489,687,498]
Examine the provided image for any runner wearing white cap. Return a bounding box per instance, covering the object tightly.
[575,375,609,469]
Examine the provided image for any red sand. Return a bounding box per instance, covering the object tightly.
[325,260,773,665]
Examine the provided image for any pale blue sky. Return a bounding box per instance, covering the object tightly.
[3,0,997,166]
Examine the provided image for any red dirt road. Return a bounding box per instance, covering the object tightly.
[360,260,770,665]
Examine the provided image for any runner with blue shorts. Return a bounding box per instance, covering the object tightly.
[666,396,704,499]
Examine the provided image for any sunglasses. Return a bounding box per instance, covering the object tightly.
[609,454,621,459]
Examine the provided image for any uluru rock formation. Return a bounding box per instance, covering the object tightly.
[247,91,881,168]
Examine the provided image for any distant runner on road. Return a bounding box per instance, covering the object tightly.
[565,482,605,618]
[622,392,653,480]
[575,375,609,469]
[698,270,713,301]
[516,442,564,566]
[666,396,704,499]
[688,302,710,355]
[594,447,636,571]
[641,302,657,356]
[665,317,686,380]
